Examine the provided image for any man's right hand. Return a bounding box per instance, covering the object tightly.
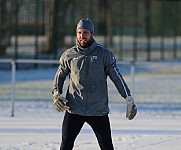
[53,91,69,112]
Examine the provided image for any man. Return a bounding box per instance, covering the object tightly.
[52,18,137,150]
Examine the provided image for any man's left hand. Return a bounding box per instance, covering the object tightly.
[126,96,137,120]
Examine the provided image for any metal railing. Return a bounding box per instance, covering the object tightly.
[0,59,136,117]
[0,59,59,117]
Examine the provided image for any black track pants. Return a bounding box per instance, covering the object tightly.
[60,112,114,150]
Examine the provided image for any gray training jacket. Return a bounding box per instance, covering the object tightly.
[53,39,131,116]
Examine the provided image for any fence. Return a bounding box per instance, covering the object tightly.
[1,0,181,61]
[0,59,181,117]
[0,59,135,117]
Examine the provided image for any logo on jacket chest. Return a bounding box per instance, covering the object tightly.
[90,56,97,62]
[72,55,98,63]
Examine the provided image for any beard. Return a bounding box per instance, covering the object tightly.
[78,37,92,48]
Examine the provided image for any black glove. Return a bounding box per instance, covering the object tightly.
[53,91,69,112]
[126,96,137,120]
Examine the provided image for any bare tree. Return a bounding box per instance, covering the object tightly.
[43,0,72,58]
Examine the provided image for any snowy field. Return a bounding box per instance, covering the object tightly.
[0,60,181,150]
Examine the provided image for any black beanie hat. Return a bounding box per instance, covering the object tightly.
[76,19,94,34]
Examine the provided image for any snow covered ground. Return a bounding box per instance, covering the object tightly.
[0,111,181,150]
[0,114,181,150]
[0,60,181,150]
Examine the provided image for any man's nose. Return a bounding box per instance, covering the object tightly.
[80,33,85,38]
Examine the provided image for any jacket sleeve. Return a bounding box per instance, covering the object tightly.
[105,51,131,98]
[52,52,70,94]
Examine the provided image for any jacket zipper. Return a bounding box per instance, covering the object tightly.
[85,55,89,115]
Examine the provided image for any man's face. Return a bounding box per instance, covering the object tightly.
[76,28,93,47]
